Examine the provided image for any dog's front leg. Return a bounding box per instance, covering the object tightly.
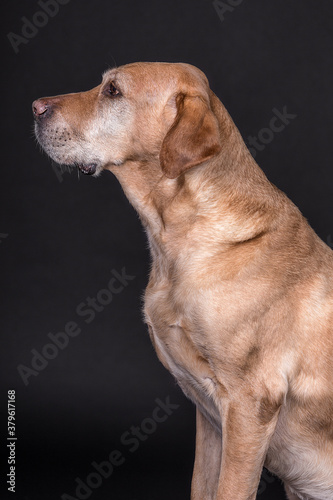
[191,407,222,500]
[216,394,282,500]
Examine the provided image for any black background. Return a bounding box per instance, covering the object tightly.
[1,1,333,499]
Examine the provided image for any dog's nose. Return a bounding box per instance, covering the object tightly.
[32,99,50,119]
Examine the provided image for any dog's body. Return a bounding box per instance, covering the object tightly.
[33,62,333,500]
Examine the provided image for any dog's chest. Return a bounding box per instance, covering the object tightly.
[144,281,221,430]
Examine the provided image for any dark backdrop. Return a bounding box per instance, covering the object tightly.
[1,1,333,499]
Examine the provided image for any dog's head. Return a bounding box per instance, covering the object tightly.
[33,62,221,179]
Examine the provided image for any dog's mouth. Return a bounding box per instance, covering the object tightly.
[77,163,97,175]
[34,123,100,176]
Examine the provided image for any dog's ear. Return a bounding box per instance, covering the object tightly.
[160,94,221,179]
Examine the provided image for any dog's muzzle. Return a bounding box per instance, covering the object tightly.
[32,97,99,176]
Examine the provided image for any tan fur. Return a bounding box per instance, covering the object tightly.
[33,62,333,500]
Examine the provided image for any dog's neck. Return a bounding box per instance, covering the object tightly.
[107,95,294,276]
[107,130,287,276]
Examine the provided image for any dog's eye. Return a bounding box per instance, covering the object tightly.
[107,82,120,97]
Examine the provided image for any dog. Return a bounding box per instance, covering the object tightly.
[33,62,333,500]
